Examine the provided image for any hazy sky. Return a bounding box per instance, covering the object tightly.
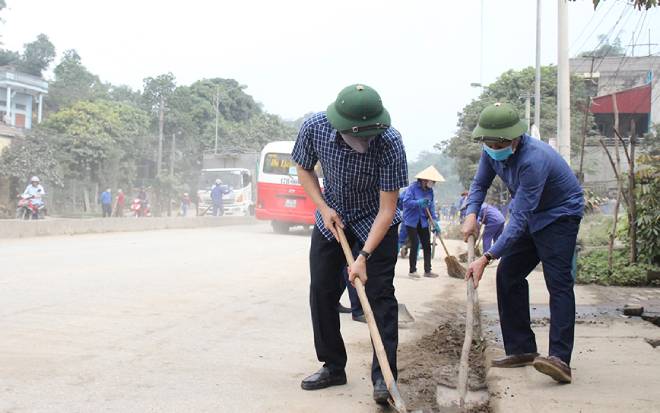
[2,0,659,158]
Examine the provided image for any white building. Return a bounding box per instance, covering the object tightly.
[0,66,49,151]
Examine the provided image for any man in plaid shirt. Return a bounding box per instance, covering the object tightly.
[293,84,408,405]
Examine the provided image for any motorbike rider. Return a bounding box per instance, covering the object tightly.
[22,176,46,218]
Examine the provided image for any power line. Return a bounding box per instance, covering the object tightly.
[571,0,618,56]
[574,2,630,58]
[594,10,648,93]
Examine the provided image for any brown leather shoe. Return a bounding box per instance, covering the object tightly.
[533,356,572,383]
[491,352,540,368]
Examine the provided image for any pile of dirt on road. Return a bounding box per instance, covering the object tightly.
[397,300,490,413]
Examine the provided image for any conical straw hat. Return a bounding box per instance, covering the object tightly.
[414,166,445,182]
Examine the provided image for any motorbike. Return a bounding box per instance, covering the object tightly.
[130,198,150,217]
[16,194,45,220]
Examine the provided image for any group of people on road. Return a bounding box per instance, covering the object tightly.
[292,84,584,407]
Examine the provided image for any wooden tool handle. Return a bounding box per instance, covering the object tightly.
[458,235,477,408]
[425,208,450,256]
[335,226,406,412]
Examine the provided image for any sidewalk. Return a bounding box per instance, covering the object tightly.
[442,239,660,412]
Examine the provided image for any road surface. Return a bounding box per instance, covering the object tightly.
[0,223,444,413]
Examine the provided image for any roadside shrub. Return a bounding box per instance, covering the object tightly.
[577,249,660,286]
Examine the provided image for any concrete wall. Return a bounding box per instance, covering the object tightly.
[0,216,257,239]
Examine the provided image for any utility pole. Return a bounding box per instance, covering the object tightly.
[157,95,164,176]
[214,86,220,154]
[627,29,657,57]
[526,93,531,131]
[520,91,532,131]
[480,0,484,86]
[170,132,176,178]
[557,0,571,165]
[534,0,542,131]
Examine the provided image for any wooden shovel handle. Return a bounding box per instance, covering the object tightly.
[458,235,478,407]
[424,208,451,256]
[335,225,405,411]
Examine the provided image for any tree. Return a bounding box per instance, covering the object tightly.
[40,100,149,211]
[580,0,659,10]
[579,35,625,58]
[16,34,55,77]
[0,49,19,66]
[439,65,590,189]
[47,49,108,112]
[407,151,464,202]
[0,130,63,189]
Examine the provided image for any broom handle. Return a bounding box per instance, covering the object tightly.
[335,225,405,410]
[458,235,478,408]
[424,208,450,256]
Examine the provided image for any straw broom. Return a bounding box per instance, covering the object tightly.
[425,208,465,279]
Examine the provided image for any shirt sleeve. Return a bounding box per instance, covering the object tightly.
[465,152,496,216]
[488,159,550,258]
[430,191,438,220]
[378,131,408,192]
[292,121,318,170]
[402,185,417,209]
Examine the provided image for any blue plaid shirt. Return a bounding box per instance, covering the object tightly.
[292,112,408,243]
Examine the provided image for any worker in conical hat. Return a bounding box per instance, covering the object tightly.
[402,165,444,278]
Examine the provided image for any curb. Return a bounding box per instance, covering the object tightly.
[0,216,258,239]
[479,307,507,412]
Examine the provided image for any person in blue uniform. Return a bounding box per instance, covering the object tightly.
[462,102,584,384]
[402,166,444,278]
[478,203,505,252]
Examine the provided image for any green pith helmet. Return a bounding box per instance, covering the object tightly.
[472,102,527,141]
[326,84,391,138]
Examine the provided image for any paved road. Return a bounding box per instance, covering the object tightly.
[0,223,444,413]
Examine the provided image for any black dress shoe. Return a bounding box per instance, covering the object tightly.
[491,352,540,368]
[373,378,390,404]
[300,367,347,390]
[337,304,352,314]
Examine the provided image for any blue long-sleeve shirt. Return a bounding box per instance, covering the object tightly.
[478,203,505,227]
[402,181,437,228]
[211,184,230,203]
[100,191,112,205]
[465,134,584,258]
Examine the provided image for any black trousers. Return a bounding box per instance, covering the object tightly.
[496,215,581,365]
[309,225,399,383]
[406,223,432,273]
[102,204,112,218]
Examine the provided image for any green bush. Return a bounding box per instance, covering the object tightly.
[578,215,613,247]
[577,249,660,286]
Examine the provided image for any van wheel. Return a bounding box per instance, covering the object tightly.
[272,221,290,234]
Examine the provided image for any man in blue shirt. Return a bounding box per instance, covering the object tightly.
[402,166,444,278]
[210,179,229,216]
[293,84,408,405]
[100,188,112,218]
[478,203,505,252]
[463,103,584,384]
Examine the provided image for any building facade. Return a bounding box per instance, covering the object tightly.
[570,56,659,192]
[0,66,48,151]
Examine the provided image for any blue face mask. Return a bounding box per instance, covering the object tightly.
[483,144,514,161]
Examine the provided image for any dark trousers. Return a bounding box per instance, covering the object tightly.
[309,225,399,383]
[407,223,432,273]
[212,202,224,216]
[339,266,363,317]
[102,204,112,218]
[496,215,581,365]
[483,222,504,252]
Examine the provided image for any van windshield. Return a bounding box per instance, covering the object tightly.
[199,170,244,190]
[263,153,323,178]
